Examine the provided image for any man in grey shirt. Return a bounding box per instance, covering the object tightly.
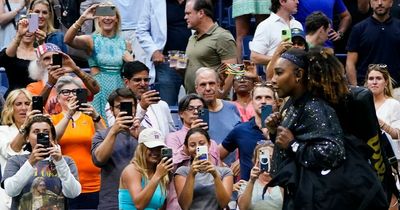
[91,88,139,210]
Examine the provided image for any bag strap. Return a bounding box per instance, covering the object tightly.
[52,0,64,26]
[5,0,17,29]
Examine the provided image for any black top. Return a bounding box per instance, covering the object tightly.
[163,0,192,54]
[0,48,36,97]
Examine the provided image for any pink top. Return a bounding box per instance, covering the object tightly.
[165,126,221,210]
[233,101,255,122]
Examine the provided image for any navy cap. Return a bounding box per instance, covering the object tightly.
[291,28,306,40]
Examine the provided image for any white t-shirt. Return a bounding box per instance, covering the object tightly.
[249,12,303,56]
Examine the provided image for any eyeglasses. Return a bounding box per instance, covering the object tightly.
[185,106,203,112]
[234,75,254,82]
[59,89,78,96]
[131,77,151,83]
[368,64,388,70]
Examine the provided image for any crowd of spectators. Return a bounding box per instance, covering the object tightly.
[0,0,400,210]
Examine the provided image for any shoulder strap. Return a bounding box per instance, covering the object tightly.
[5,0,17,29]
[52,0,63,26]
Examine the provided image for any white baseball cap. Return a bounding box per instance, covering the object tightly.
[138,128,167,148]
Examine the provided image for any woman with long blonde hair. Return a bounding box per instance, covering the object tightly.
[119,128,173,210]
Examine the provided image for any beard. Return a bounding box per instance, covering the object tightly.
[374,7,390,17]
[28,60,48,82]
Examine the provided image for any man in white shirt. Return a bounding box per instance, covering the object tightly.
[250,0,302,65]
[105,61,176,137]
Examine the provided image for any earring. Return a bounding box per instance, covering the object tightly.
[296,78,300,83]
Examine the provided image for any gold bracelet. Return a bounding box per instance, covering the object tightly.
[75,21,82,28]
[72,23,80,30]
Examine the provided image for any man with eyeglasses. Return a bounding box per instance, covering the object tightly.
[220,83,278,181]
[105,61,175,137]
[194,67,241,167]
[91,87,139,210]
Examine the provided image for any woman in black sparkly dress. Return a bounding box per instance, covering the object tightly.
[266,48,388,210]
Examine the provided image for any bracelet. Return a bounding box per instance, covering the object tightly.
[74,21,82,28]
[45,82,54,89]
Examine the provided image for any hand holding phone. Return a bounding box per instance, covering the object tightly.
[28,13,39,33]
[149,83,160,103]
[261,105,273,128]
[281,29,291,41]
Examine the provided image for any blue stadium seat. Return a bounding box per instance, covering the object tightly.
[170,106,182,130]
[242,35,253,60]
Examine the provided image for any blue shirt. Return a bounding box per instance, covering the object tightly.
[222,117,265,181]
[209,100,241,165]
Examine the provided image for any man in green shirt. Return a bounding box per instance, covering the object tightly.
[184,0,237,95]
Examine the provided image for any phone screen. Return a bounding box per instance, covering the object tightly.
[95,6,116,16]
[149,83,160,102]
[32,96,43,113]
[52,53,62,67]
[120,102,133,127]
[28,13,39,33]
[261,105,273,128]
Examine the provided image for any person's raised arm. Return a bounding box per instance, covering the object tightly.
[175,160,203,210]
[54,97,78,141]
[238,165,260,210]
[63,4,96,52]
[0,0,25,26]
[346,51,358,86]
[5,18,28,57]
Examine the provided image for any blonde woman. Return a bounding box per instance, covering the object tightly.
[28,0,67,52]
[119,128,173,210]
[64,2,133,123]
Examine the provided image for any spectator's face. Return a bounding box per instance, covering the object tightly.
[291,37,306,50]
[37,181,46,194]
[111,97,136,118]
[252,87,276,116]
[271,58,300,98]
[57,83,80,109]
[233,76,255,94]
[195,71,219,103]
[370,0,393,16]
[145,146,163,164]
[180,99,204,127]
[124,70,150,97]
[281,0,299,14]
[12,93,30,126]
[366,70,387,96]
[98,15,118,33]
[27,122,52,148]
[31,3,50,29]
[319,25,330,44]
[185,1,201,29]
[186,132,209,158]
[38,51,57,70]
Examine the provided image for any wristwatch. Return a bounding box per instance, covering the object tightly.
[93,115,101,123]
[338,31,344,40]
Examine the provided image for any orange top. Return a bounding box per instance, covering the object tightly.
[51,112,101,193]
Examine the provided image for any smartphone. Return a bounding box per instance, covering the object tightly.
[198,108,209,130]
[161,148,173,160]
[76,88,88,107]
[261,104,273,128]
[37,133,50,158]
[95,6,116,16]
[149,83,160,103]
[259,149,270,172]
[197,145,208,161]
[120,101,133,127]
[281,29,291,41]
[52,53,62,67]
[32,96,43,113]
[28,13,39,33]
